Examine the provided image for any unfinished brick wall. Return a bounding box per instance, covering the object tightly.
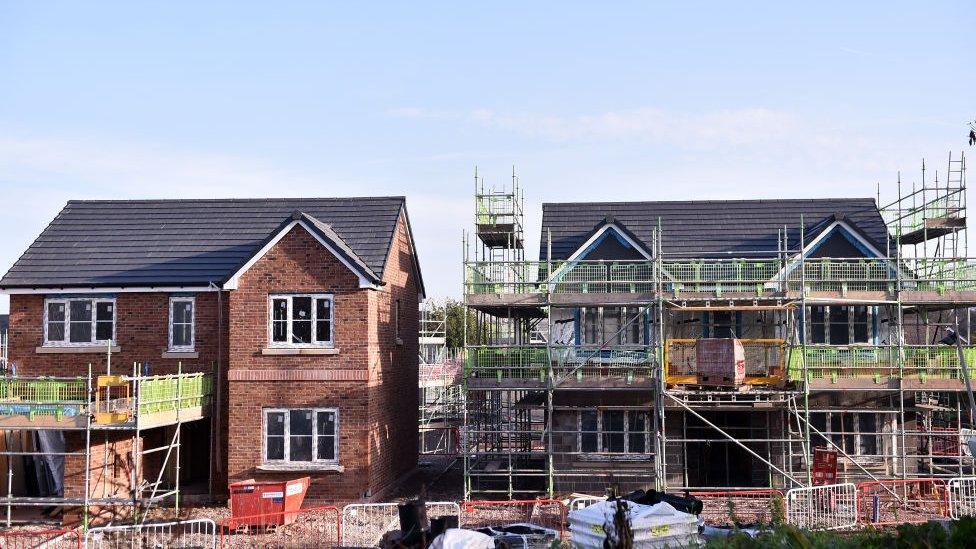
[7,292,225,377]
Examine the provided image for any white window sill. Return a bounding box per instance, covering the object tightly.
[262,347,339,356]
[36,346,121,354]
[257,463,344,473]
[162,351,199,359]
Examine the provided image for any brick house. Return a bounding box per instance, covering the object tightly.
[0,197,424,511]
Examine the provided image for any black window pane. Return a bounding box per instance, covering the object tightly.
[293,297,312,321]
[95,321,113,341]
[48,302,65,322]
[172,325,190,346]
[289,436,312,461]
[267,412,285,435]
[172,301,191,324]
[273,299,288,321]
[603,411,624,431]
[272,321,287,342]
[266,437,284,460]
[316,298,331,321]
[829,306,849,344]
[317,411,336,435]
[70,300,92,322]
[95,302,114,322]
[603,433,625,453]
[290,410,313,435]
[580,411,598,452]
[316,321,331,343]
[317,436,336,460]
[810,307,826,344]
[292,320,312,344]
[48,322,65,341]
[70,322,92,343]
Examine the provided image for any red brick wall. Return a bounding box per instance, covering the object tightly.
[225,215,420,502]
[7,292,224,377]
[366,213,420,497]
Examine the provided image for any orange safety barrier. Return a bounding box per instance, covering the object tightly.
[218,505,340,548]
[689,489,785,526]
[0,528,82,548]
[461,499,567,540]
[857,478,950,525]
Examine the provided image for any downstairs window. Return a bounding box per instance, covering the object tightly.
[263,408,339,464]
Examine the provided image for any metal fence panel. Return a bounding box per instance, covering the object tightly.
[460,499,567,540]
[1,528,82,549]
[566,495,606,512]
[856,478,949,526]
[786,483,858,530]
[340,502,459,547]
[219,506,340,549]
[948,477,976,519]
[690,489,785,526]
[86,519,216,548]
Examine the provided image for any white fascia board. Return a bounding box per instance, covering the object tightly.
[222,220,380,291]
[564,223,652,262]
[767,220,889,286]
[2,286,215,295]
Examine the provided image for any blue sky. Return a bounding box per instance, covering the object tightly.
[1,2,973,312]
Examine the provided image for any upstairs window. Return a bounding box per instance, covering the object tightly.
[269,294,333,347]
[808,305,872,344]
[44,298,115,346]
[168,297,195,351]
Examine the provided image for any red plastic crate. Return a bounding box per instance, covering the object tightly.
[227,476,310,529]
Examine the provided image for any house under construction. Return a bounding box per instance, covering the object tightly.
[462,154,974,499]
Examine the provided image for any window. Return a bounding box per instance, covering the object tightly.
[395,299,401,341]
[268,295,333,347]
[578,410,650,454]
[580,307,645,345]
[808,305,872,344]
[263,408,339,464]
[44,298,115,346]
[169,297,194,351]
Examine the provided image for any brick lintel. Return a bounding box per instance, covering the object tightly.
[227,369,368,382]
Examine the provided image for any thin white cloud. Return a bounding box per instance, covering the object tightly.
[390,106,798,147]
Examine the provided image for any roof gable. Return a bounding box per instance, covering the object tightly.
[541,198,889,259]
[0,197,409,290]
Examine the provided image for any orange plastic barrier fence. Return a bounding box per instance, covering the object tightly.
[857,478,949,525]
[218,505,340,548]
[689,489,785,526]
[0,528,82,549]
[461,499,567,540]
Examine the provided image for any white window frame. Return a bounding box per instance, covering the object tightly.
[267,294,334,348]
[43,297,116,347]
[262,407,340,465]
[168,296,195,352]
[578,409,651,455]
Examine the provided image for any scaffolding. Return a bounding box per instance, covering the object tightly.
[0,330,6,373]
[0,356,213,529]
[419,300,464,455]
[462,154,976,500]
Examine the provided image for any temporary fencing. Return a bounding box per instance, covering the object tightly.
[86,519,216,548]
[340,502,459,547]
[948,476,976,519]
[786,482,858,530]
[219,506,340,549]
[460,499,567,540]
[690,489,785,526]
[0,528,82,549]
[857,478,949,526]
